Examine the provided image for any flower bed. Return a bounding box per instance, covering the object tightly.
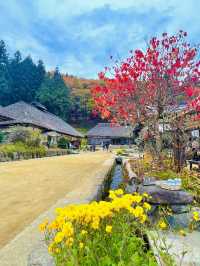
[40,189,157,266]
[40,189,200,265]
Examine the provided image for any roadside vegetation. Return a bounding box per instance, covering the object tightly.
[40,189,200,265]
[40,190,157,266]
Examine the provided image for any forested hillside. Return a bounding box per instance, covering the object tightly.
[0,40,101,131]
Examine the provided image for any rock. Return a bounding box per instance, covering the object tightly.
[138,185,193,205]
[166,211,199,230]
[27,244,55,266]
[126,184,137,194]
[124,160,138,181]
[142,176,156,186]
[171,205,191,214]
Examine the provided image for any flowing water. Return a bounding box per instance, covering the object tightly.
[110,164,123,190]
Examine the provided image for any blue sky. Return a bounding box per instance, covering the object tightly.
[0,0,199,78]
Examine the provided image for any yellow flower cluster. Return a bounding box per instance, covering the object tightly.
[105,225,112,233]
[40,189,151,254]
[158,220,167,230]
[193,211,200,222]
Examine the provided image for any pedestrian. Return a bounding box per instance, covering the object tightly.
[101,141,104,151]
[105,143,109,151]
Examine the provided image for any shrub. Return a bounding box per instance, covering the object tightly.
[0,142,46,158]
[0,131,5,143]
[9,126,42,147]
[40,190,157,266]
[116,148,126,155]
[80,138,88,150]
[57,137,69,149]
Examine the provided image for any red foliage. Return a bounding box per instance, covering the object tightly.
[92,31,200,124]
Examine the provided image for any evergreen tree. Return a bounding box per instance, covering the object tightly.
[36,60,45,88]
[0,40,8,64]
[36,68,71,120]
[9,55,46,103]
[0,40,11,105]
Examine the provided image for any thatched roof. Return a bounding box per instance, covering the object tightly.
[87,123,133,138]
[0,101,82,138]
[0,107,15,121]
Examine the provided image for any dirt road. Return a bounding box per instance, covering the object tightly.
[0,151,112,248]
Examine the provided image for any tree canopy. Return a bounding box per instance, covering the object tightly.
[92,30,200,124]
[0,40,99,124]
[36,69,71,120]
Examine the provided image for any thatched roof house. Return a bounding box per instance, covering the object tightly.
[86,123,133,145]
[0,101,82,138]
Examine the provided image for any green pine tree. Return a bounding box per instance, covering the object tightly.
[36,68,71,120]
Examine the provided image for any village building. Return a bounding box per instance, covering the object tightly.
[0,101,82,145]
[86,123,133,145]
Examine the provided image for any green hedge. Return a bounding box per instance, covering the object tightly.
[0,142,46,158]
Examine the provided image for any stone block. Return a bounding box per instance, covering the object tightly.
[138,185,193,205]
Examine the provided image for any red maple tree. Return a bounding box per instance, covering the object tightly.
[92,30,200,169]
[92,30,200,123]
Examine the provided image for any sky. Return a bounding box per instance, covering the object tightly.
[0,0,199,78]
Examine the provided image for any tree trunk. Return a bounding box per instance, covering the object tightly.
[172,128,186,173]
[154,120,163,167]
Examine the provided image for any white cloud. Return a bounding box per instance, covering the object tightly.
[0,0,199,77]
[60,54,101,78]
[34,0,174,19]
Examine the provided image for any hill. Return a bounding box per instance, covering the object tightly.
[62,74,102,132]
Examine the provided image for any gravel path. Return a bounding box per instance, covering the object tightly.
[0,151,113,249]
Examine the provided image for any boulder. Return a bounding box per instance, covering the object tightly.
[138,185,193,205]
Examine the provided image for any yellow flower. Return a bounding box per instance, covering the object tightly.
[39,220,48,232]
[54,232,65,243]
[114,189,124,195]
[62,222,74,237]
[48,221,58,230]
[143,202,151,211]
[105,225,112,233]
[109,190,117,200]
[79,242,84,249]
[55,248,61,253]
[91,221,99,230]
[158,220,167,230]
[132,195,143,203]
[132,206,144,218]
[193,211,200,221]
[48,243,54,254]
[140,214,147,223]
[179,229,186,236]
[81,230,88,236]
[143,192,149,198]
[66,237,73,247]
